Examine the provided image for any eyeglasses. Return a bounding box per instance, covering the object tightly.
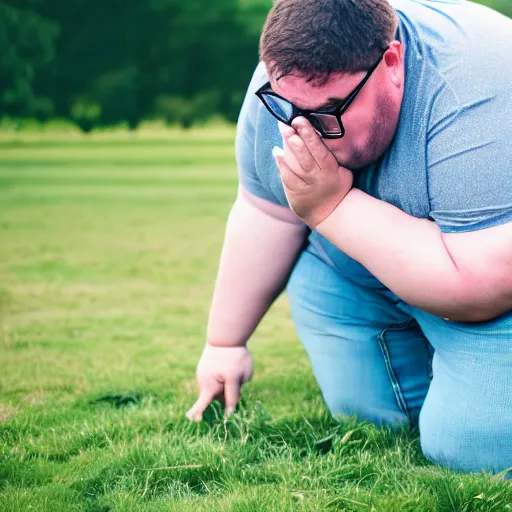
[255,53,384,139]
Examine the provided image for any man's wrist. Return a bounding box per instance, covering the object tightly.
[315,188,358,234]
[206,339,248,348]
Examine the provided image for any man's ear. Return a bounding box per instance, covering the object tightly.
[384,41,404,88]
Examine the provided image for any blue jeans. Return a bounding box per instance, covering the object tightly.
[287,247,512,475]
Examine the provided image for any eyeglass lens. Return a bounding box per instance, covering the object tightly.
[264,95,293,122]
[262,92,343,137]
[309,113,343,135]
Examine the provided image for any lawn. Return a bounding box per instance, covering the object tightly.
[0,128,511,511]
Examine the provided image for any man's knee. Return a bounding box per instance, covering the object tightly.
[324,392,411,428]
[419,399,512,475]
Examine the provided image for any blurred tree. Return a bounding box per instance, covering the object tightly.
[18,0,269,129]
[70,97,101,133]
[1,0,510,129]
[0,3,59,119]
[100,0,267,126]
[28,0,147,130]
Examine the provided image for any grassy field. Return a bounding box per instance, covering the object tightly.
[0,129,511,511]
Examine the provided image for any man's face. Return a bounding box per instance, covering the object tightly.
[268,44,405,170]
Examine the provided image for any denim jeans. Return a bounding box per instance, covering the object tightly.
[287,247,512,475]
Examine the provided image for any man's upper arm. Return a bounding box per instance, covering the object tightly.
[441,221,512,322]
[427,88,512,296]
[239,185,304,225]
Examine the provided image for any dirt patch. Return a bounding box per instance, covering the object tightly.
[0,403,17,423]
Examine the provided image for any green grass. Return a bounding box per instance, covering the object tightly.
[0,128,511,511]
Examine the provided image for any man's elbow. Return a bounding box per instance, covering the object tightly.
[447,306,502,323]
[446,280,512,323]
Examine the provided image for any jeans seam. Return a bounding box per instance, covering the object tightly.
[425,340,434,381]
[377,318,415,421]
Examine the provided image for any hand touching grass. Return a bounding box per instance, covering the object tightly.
[186,344,253,421]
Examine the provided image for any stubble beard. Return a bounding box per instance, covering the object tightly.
[336,90,399,171]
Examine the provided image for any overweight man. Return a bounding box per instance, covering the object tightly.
[186,0,512,474]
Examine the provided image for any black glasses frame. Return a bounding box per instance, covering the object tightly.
[255,53,385,139]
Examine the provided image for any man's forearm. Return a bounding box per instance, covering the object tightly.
[316,189,509,322]
[207,193,307,347]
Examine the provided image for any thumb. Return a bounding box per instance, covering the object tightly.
[223,379,241,418]
[186,386,218,422]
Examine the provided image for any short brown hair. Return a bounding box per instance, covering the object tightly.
[260,0,398,84]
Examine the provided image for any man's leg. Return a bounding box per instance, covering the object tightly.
[287,248,433,426]
[407,306,512,475]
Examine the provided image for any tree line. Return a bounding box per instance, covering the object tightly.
[0,0,510,132]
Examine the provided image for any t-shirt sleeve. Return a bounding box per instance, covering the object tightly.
[427,88,512,233]
[235,63,282,205]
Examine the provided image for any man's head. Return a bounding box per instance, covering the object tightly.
[259,0,405,170]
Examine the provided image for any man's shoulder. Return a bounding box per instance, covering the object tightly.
[237,62,268,131]
[238,61,282,152]
[397,0,512,122]
[245,62,268,104]
[236,63,288,207]
[394,0,512,43]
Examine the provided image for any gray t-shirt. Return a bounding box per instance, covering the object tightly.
[236,0,512,287]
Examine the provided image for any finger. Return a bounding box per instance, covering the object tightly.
[186,387,218,422]
[241,364,253,383]
[272,146,307,190]
[223,380,241,418]
[279,123,317,173]
[292,117,338,171]
[278,123,310,178]
[282,135,308,177]
[277,121,296,139]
